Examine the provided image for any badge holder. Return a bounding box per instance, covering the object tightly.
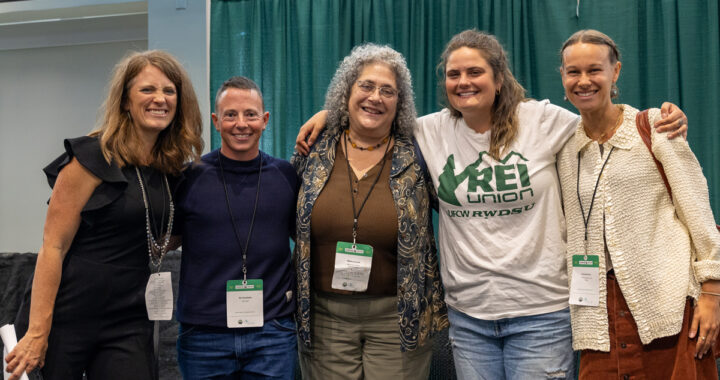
[145,271,173,320]
[569,254,600,306]
[331,241,373,292]
[226,279,264,327]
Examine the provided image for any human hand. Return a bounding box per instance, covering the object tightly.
[656,102,688,139]
[4,333,47,380]
[690,281,720,359]
[295,110,328,155]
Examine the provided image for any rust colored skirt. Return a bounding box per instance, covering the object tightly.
[579,271,718,380]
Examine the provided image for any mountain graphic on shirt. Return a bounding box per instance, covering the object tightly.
[438,151,530,206]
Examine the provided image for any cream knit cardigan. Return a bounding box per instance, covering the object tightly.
[557,105,720,352]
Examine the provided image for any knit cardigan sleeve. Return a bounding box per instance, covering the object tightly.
[648,108,720,283]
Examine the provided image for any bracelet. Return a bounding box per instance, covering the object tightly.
[700,291,720,297]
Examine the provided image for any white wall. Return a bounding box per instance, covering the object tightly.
[0,0,143,13]
[0,40,149,252]
[0,0,209,252]
[148,0,211,146]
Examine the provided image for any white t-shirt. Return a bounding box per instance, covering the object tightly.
[415,100,579,319]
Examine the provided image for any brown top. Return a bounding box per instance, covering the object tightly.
[310,140,398,296]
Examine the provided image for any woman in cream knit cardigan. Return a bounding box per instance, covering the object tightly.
[557,29,720,379]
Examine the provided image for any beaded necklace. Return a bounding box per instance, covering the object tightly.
[135,166,174,270]
[345,129,389,151]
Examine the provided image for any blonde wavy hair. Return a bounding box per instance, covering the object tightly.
[90,50,203,175]
[438,29,526,160]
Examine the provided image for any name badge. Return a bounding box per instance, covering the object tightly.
[569,255,600,306]
[145,272,173,321]
[331,241,373,292]
[226,279,263,328]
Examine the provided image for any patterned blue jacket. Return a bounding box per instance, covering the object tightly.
[291,128,448,351]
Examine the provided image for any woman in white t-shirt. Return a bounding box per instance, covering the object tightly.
[295,29,687,379]
[413,30,581,379]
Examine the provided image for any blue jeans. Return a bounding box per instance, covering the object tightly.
[176,316,297,379]
[448,307,574,380]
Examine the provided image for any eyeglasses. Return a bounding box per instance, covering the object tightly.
[221,112,262,123]
[356,80,398,99]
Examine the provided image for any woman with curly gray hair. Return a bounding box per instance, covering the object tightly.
[291,43,447,379]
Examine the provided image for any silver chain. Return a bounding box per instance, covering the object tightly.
[135,166,174,271]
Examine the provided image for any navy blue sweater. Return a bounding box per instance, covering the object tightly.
[175,150,298,326]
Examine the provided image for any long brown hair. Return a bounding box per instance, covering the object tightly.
[91,50,203,175]
[438,29,526,160]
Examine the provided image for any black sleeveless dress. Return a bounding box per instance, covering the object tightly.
[14,136,179,377]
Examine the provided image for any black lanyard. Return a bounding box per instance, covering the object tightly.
[343,131,391,245]
[576,146,615,243]
[218,150,262,283]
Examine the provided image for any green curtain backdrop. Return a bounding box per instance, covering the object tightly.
[210,0,720,221]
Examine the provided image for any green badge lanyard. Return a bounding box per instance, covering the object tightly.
[576,146,615,250]
[343,131,391,246]
[218,150,262,284]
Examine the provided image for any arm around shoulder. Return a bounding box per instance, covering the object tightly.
[649,109,720,282]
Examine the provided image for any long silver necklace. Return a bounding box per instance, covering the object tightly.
[135,166,174,270]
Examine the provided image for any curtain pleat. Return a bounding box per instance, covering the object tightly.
[210,0,719,221]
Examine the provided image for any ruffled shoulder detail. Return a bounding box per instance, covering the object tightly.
[43,136,128,212]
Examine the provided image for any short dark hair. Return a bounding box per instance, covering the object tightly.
[214,76,264,111]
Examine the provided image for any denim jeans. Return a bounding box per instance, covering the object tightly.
[448,307,574,380]
[176,316,297,379]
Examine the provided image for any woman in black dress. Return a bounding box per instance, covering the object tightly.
[4,50,203,380]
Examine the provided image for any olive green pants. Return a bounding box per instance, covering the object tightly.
[299,292,433,380]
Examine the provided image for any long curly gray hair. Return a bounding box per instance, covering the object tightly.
[324,43,416,139]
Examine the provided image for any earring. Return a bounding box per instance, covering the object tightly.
[127,111,132,120]
[610,83,619,98]
[563,95,568,101]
